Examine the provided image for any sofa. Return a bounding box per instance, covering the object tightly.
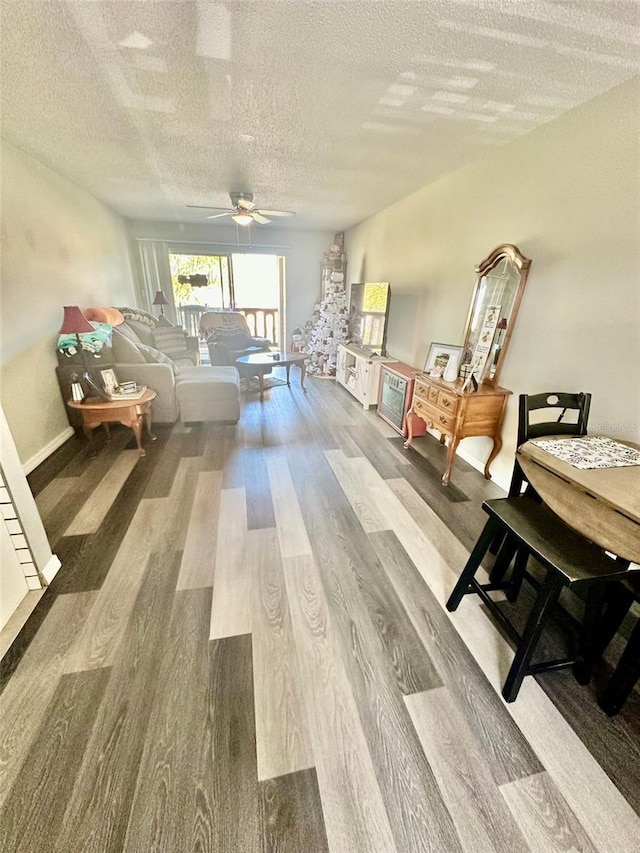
[56,307,240,427]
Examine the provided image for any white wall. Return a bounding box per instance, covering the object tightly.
[126,219,335,346]
[0,140,135,466]
[347,77,640,488]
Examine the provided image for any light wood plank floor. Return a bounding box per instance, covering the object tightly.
[2,372,640,852]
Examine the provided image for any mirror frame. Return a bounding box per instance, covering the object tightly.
[462,243,531,388]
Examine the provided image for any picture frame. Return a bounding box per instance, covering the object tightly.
[100,368,119,395]
[423,342,463,375]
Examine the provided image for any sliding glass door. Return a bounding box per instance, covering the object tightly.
[168,252,284,346]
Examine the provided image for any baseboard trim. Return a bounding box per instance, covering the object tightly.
[455,444,510,493]
[23,427,74,474]
[42,554,61,584]
[424,426,510,492]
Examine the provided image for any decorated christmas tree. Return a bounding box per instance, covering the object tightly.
[305,233,349,376]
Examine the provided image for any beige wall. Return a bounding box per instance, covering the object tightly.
[126,219,335,346]
[0,141,135,466]
[347,77,640,489]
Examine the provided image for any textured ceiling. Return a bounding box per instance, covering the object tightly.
[1,1,639,230]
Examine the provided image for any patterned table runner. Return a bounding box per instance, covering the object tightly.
[530,437,640,470]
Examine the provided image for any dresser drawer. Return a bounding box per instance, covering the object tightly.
[413,397,456,433]
[437,388,459,414]
[414,379,431,400]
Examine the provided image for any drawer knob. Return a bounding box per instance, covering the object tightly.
[439,415,447,424]
[442,398,451,407]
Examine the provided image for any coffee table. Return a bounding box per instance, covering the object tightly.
[235,352,307,402]
[68,388,157,456]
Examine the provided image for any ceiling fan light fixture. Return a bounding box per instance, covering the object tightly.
[232,212,253,226]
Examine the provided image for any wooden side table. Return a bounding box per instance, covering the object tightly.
[68,389,157,456]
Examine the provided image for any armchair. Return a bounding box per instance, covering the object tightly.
[200,311,271,377]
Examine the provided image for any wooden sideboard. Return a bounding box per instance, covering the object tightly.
[404,372,511,485]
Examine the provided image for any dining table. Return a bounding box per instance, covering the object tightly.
[517,436,640,564]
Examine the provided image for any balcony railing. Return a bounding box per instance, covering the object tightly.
[176,305,280,346]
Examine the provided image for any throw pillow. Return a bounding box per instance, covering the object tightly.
[111,328,146,363]
[125,319,155,345]
[152,326,188,359]
[84,307,124,326]
[138,343,180,375]
[115,307,158,328]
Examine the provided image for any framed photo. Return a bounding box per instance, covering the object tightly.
[424,342,463,376]
[100,368,119,395]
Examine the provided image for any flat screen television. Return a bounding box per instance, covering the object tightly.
[348,281,391,355]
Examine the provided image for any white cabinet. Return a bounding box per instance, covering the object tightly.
[336,342,394,409]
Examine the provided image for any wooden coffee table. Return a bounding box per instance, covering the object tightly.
[68,388,157,456]
[235,352,307,402]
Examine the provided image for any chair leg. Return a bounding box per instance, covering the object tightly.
[600,618,640,716]
[446,517,500,612]
[489,537,518,585]
[575,583,634,684]
[506,547,529,603]
[502,572,563,703]
[489,530,506,556]
[573,583,608,685]
[489,467,524,554]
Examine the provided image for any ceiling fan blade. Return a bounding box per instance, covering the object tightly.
[186,204,234,211]
[256,209,296,218]
[237,197,256,211]
[251,212,270,224]
[206,211,234,219]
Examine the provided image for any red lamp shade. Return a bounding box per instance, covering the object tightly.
[59,306,94,335]
[497,318,508,330]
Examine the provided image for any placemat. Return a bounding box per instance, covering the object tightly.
[531,437,640,470]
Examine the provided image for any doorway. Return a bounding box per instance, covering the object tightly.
[168,252,284,347]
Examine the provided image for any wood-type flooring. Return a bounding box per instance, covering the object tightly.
[2,373,640,852]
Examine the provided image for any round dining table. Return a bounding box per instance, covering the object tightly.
[517,436,640,564]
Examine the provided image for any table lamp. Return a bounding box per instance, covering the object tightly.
[152,290,169,316]
[59,305,96,402]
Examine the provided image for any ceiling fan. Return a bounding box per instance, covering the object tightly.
[186,192,296,226]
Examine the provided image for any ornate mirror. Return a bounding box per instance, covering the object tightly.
[461,244,531,388]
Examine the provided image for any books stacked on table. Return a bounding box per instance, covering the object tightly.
[107,383,147,401]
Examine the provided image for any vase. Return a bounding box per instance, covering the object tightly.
[443,353,460,382]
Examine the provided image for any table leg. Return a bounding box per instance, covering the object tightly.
[259,371,265,402]
[442,435,459,486]
[484,434,502,480]
[83,423,97,457]
[131,415,146,456]
[143,407,156,441]
[103,423,111,441]
[285,363,291,386]
[404,408,416,449]
[299,361,306,391]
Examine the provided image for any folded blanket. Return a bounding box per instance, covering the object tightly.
[58,321,113,357]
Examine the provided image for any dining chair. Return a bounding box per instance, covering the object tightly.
[489,391,592,567]
[510,391,591,497]
[446,495,638,702]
